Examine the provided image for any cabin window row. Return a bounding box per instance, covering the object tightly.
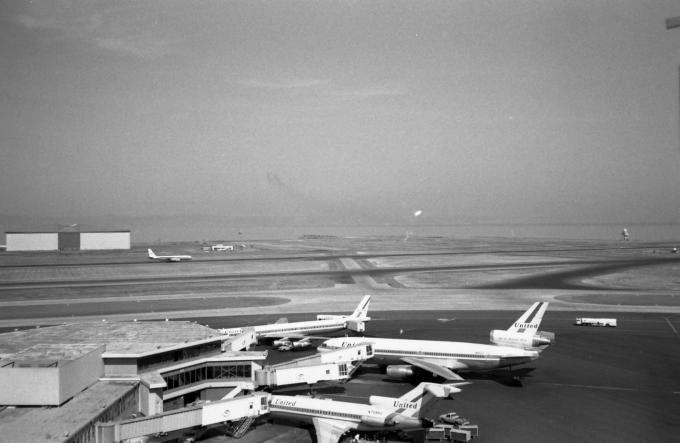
[265,324,331,333]
[275,405,361,420]
[377,349,493,359]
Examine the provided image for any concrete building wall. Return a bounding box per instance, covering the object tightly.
[6,233,58,251]
[0,367,61,405]
[104,358,139,377]
[138,384,164,416]
[80,232,131,250]
[0,346,104,406]
[59,346,105,403]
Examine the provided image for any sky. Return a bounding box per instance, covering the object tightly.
[2,0,680,226]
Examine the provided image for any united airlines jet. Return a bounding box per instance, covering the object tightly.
[220,295,371,350]
[269,382,462,443]
[319,302,553,381]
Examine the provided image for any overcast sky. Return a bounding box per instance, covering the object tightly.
[2,1,680,224]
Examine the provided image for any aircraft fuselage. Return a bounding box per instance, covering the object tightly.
[321,337,538,371]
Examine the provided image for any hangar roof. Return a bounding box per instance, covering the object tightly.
[6,225,130,233]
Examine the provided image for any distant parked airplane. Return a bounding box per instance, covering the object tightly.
[147,248,192,262]
[319,302,554,381]
[220,295,371,350]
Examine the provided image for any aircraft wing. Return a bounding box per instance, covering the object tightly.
[259,332,334,341]
[259,332,307,339]
[312,417,355,443]
[402,357,465,381]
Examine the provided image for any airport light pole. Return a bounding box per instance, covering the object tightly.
[667,16,680,232]
[666,16,680,151]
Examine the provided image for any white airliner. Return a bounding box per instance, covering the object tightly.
[269,382,462,443]
[220,295,371,350]
[147,248,192,262]
[319,302,554,381]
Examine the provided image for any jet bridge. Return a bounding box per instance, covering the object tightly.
[96,346,372,442]
[254,343,373,387]
[96,392,269,443]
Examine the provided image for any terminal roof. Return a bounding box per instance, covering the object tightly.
[0,321,223,360]
[0,380,137,443]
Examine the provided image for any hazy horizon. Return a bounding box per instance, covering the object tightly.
[1,213,679,244]
[2,1,680,227]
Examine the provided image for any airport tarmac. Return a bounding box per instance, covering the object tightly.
[0,237,678,441]
[199,309,680,443]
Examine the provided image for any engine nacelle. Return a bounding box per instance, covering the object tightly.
[346,319,366,332]
[360,415,392,427]
[272,339,290,347]
[386,365,414,379]
[368,395,395,408]
[316,314,345,320]
[292,340,311,349]
[490,330,555,349]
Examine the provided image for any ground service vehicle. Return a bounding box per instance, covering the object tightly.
[575,318,617,327]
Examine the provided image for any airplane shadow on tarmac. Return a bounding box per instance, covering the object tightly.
[358,365,537,388]
[459,367,537,387]
[270,365,537,399]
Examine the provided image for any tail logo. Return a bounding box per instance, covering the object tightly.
[392,400,417,410]
[514,323,538,329]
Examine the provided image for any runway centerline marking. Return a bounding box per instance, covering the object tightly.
[664,317,680,340]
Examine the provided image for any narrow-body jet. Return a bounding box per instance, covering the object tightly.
[269,382,462,443]
[221,295,371,350]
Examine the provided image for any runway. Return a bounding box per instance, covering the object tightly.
[1,238,680,329]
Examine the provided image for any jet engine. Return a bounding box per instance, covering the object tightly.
[272,339,290,347]
[360,415,394,427]
[368,395,395,407]
[292,340,311,349]
[316,314,344,320]
[489,330,555,349]
[385,365,415,379]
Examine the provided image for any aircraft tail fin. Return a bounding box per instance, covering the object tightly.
[393,382,461,418]
[350,295,371,319]
[147,249,157,259]
[507,301,548,336]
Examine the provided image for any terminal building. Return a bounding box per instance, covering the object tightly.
[0,320,372,443]
[5,227,131,251]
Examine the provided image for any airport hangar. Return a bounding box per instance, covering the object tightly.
[4,227,131,251]
[0,320,372,443]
